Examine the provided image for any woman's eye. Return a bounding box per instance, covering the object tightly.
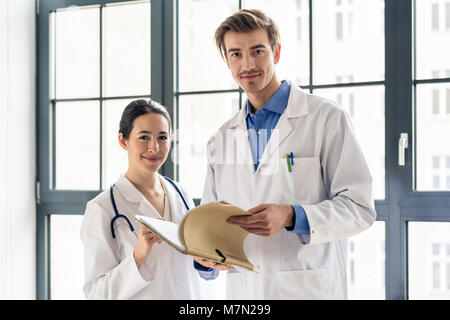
[159,136,168,141]
[139,136,149,140]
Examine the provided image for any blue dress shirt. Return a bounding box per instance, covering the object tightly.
[245,80,310,235]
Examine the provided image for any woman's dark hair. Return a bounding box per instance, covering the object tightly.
[119,99,172,139]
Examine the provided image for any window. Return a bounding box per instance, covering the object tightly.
[430,242,450,291]
[37,0,159,299]
[432,2,440,30]
[409,223,450,299]
[335,0,355,40]
[430,0,450,31]
[428,155,450,190]
[36,0,450,301]
[415,0,450,192]
[347,222,386,300]
[295,0,308,43]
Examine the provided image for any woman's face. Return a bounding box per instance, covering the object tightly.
[119,113,170,175]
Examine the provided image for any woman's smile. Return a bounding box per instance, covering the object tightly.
[142,155,162,163]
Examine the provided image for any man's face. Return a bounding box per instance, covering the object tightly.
[223,28,280,95]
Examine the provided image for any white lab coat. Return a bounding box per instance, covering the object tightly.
[80,174,204,300]
[201,82,376,299]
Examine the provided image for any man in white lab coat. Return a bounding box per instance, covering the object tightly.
[195,9,376,299]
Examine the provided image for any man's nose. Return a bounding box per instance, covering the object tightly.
[241,53,256,70]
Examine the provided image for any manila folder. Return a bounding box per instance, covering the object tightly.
[179,202,256,272]
[135,202,257,272]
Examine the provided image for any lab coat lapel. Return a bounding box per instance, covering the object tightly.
[226,107,254,167]
[160,175,186,224]
[257,111,293,170]
[115,174,163,219]
[256,83,309,172]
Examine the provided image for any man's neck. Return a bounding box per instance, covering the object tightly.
[246,76,282,112]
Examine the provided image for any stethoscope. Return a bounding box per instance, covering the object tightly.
[110,176,190,239]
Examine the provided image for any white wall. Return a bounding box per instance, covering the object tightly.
[0,0,36,299]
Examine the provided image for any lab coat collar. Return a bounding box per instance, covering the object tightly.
[227,81,309,130]
[244,80,291,117]
[114,173,169,204]
[160,175,188,216]
[224,81,309,171]
[114,174,143,203]
[114,173,187,222]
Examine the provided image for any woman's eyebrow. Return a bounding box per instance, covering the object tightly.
[137,130,168,135]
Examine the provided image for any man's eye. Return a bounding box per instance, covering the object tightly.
[139,136,149,140]
[159,136,168,141]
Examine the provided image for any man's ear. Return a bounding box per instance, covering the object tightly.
[273,43,281,65]
[118,133,128,151]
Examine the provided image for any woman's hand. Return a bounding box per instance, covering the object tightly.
[133,224,162,269]
[193,256,234,271]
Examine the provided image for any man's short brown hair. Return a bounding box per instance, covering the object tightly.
[214,9,280,59]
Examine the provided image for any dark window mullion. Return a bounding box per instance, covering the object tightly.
[309,0,313,93]
[99,5,104,190]
[52,10,57,191]
[51,101,56,190]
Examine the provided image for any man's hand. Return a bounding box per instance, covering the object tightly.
[227,203,294,237]
[193,257,234,271]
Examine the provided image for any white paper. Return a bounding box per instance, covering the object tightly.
[135,215,186,253]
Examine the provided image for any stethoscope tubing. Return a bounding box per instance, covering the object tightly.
[109,176,190,239]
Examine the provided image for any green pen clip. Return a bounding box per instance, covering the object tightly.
[286,154,292,172]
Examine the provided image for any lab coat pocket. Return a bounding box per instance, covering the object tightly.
[279,156,326,205]
[278,269,336,300]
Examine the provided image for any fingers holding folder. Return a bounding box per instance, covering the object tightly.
[193,256,234,271]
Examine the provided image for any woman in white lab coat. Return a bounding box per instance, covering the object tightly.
[80,99,205,299]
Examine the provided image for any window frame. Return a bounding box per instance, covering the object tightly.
[36,0,450,300]
[36,0,173,299]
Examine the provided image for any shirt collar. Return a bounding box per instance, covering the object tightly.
[245,80,291,118]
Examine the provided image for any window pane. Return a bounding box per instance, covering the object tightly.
[103,1,150,97]
[409,222,450,300]
[447,3,450,29]
[177,93,240,198]
[313,86,385,200]
[432,3,440,30]
[416,0,450,79]
[178,0,238,92]
[347,221,385,300]
[432,156,440,169]
[50,215,84,300]
[416,84,450,191]
[313,0,384,84]
[445,2,450,30]
[446,88,450,114]
[55,7,99,99]
[243,0,310,86]
[102,99,138,189]
[336,12,343,40]
[55,101,100,190]
[432,88,440,115]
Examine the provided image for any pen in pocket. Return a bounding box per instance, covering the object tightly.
[285,154,292,172]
